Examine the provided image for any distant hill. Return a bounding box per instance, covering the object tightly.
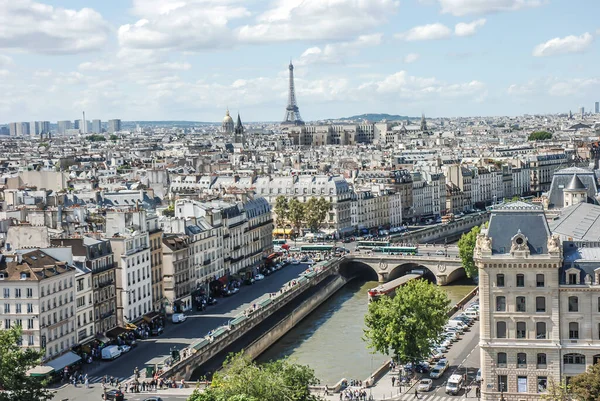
[336,113,416,122]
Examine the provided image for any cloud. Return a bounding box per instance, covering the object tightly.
[0,1,110,54]
[238,0,399,42]
[297,33,383,65]
[507,77,600,97]
[532,33,593,57]
[396,23,452,41]
[403,53,420,63]
[0,55,13,67]
[436,0,542,16]
[455,19,486,36]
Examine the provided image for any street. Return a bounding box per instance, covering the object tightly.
[53,262,312,400]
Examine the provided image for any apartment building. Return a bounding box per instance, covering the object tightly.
[146,214,164,313]
[161,234,191,314]
[243,197,273,273]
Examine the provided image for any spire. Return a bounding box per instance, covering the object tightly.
[420,113,427,132]
[566,174,586,191]
[235,113,243,131]
[281,60,304,126]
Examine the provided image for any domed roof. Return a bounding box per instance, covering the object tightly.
[223,109,233,124]
[566,173,586,191]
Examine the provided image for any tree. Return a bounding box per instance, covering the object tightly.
[528,131,553,141]
[109,134,118,141]
[363,279,450,365]
[288,199,305,238]
[540,378,572,401]
[187,353,321,401]
[0,325,52,401]
[273,196,289,228]
[304,197,330,233]
[458,225,481,278]
[569,363,600,401]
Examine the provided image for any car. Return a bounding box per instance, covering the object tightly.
[102,389,125,401]
[291,259,299,265]
[306,259,314,264]
[254,274,265,281]
[118,344,131,353]
[151,326,163,336]
[430,348,444,361]
[476,368,482,383]
[243,277,255,285]
[429,367,443,379]
[418,378,433,392]
[230,287,239,295]
[142,398,164,401]
[435,250,445,255]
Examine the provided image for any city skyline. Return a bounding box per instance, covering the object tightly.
[0,0,599,122]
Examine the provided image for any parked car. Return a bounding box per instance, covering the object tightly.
[230,287,239,295]
[476,369,482,383]
[243,277,255,286]
[118,344,131,354]
[102,389,125,401]
[151,326,163,336]
[435,250,445,255]
[142,398,164,401]
[254,273,265,281]
[429,367,444,379]
[172,313,187,323]
[291,259,299,265]
[418,378,433,392]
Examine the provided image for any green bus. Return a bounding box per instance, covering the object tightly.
[300,245,334,252]
[357,240,390,250]
[273,239,287,245]
[380,246,418,255]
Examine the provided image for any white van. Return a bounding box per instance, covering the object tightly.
[464,310,479,320]
[446,320,466,332]
[101,345,122,360]
[446,374,463,395]
[172,313,187,323]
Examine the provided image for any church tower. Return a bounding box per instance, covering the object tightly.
[234,113,244,145]
[420,113,428,132]
[222,108,234,134]
[563,173,587,207]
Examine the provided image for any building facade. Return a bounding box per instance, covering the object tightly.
[161,234,191,314]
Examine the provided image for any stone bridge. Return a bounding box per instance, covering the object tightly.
[339,253,464,285]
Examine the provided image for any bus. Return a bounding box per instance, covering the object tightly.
[379,246,418,255]
[273,239,287,245]
[299,245,334,252]
[357,241,390,250]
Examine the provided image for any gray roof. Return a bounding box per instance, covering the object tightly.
[545,167,597,208]
[488,202,550,255]
[565,174,586,190]
[549,202,600,241]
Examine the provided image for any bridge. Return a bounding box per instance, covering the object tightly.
[339,249,464,285]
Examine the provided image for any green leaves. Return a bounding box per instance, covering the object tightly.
[288,199,305,238]
[304,198,330,233]
[0,326,52,401]
[188,353,322,401]
[363,279,450,364]
[458,225,481,278]
[274,196,289,229]
[569,363,600,401]
[528,131,553,141]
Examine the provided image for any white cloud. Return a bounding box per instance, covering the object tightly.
[455,19,486,36]
[403,53,420,63]
[238,0,399,42]
[436,0,542,16]
[0,1,110,54]
[297,33,383,65]
[396,23,452,41]
[533,33,593,57]
[0,55,13,67]
[507,77,600,97]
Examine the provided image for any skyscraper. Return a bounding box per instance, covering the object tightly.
[108,119,122,134]
[91,119,102,133]
[580,106,585,119]
[32,121,50,136]
[8,122,17,136]
[595,102,599,114]
[57,120,72,135]
[15,122,30,136]
[281,61,304,126]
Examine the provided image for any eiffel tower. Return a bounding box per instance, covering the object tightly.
[281,60,305,126]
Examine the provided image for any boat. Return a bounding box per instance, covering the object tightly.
[368,272,423,301]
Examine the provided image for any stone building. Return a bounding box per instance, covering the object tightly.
[161,234,191,313]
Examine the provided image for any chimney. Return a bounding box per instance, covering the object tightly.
[16,254,23,264]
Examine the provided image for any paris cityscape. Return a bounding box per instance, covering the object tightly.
[1,1,600,401]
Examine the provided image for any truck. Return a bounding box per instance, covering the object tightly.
[446,374,464,395]
[172,313,187,323]
[101,345,122,360]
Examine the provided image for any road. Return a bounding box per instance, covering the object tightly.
[53,262,312,400]
[290,239,459,258]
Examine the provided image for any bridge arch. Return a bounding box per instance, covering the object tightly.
[445,266,466,284]
[338,260,379,281]
[387,262,437,284]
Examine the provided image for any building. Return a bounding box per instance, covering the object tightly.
[91,119,102,134]
[0,250,77,362]
[161,234,191,314]
[351,190,402,232]
[528,153,567,195]
[57,120,72,135]
[243,197,274,271]
[107,119,122,134]
[147,214,164,314]
[32,121,51,136]
[74,266,94,345]
[8,122,17,136]
[10,122,31,137]
[222,109,234,134]
[543,167,598,209]
[595,102,599,114]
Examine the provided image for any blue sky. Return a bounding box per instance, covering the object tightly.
[1,0,599,123]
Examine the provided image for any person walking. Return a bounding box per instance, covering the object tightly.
[392,376,396,387]
[414,388,419,399]
[84,375,89,389]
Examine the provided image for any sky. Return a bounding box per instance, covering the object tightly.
[0,0,599,123]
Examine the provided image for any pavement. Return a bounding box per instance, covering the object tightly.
[51,383,197,401]
[52,262,312,401]
[314,299,480,401]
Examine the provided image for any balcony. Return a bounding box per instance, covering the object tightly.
[98,279,114,288]
[203,259,211,266]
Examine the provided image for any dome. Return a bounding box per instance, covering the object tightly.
[222,109,233,124]
[565,174,586,191]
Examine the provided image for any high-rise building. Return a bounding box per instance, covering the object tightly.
[108,119,122,133]
[595,102,599,114]
[73,120,80,130]
[32,121,50,136]
[8,122,17,136]
[580,106,585,119]
[15,122,30,136]
[0,126,8,136]
[91,119,102,133]
[57,120,72,135]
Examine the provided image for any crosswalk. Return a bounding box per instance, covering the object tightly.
[396,394,474,401]
[72,375,132,385]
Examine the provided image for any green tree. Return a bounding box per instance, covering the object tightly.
[304,197,330,233]
[363,279,450,365]
[163,204,175,217]
[540,378,572,401]
[273,196,289,228]
[87,134,106,142]
[458,225,481,278]
[0,325,52,401]
[528,131,553,141]
[569,363,600,401]
[288,199,305,238]
[187,353,321,401]
[109,134,118,141]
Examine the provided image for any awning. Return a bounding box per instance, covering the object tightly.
[143,311,162,323]
[273,228,293,235]
[267,253,278,260]
[27,365,54,377]
[106,326,129,338]
[46,351,81,371]
[218,275,228,285]
[95,334,111,343]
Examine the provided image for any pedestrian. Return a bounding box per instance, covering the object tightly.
[392,376,396,387]
[84,376,89,389]
[414,388,419,399]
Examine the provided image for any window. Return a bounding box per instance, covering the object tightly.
[497,321,507,338]
[537,353,547,368]
[517,321,527,338]
[538,377,548,393]
[27,318,34,329]
[497,352,507,367]
[498,375,507,392]
[14,289,21,298]
[536,322,547,339]
[497,274,505,287]
[3,288,8,298]
[517,353,527,368]
[26,288,33,298]
[516,274,525,287]
[517,376,528,393]
[536,274,545,287]
[516,296,526,312]
[564,353,585,364]
[569,322,579,339]
[3,304,9,314]
[496,296,506,312]
[28,335,34,346]
[27,303,33,313]
[536,297,546,312]
[568,296,579,312]
[15,304,21,314]
[4,319,10,329]
[569,273,578,285]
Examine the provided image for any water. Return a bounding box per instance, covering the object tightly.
[257,278,475,385]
